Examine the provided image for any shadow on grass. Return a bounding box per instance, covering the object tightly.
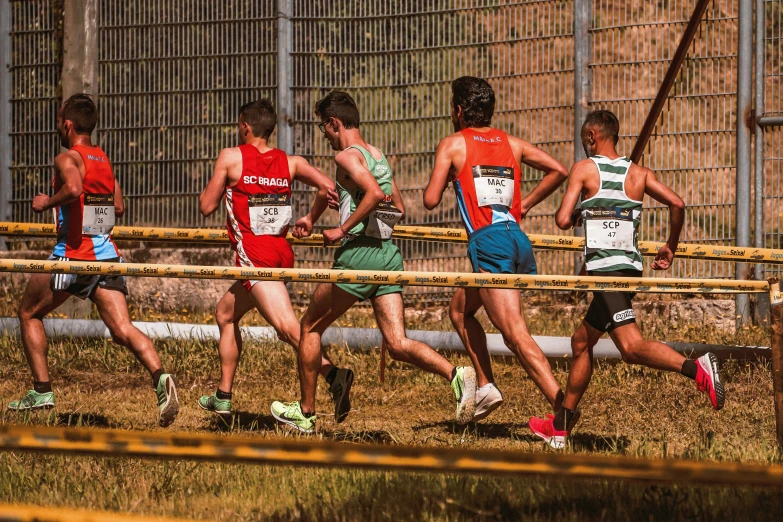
[206,411,278,432]
[323,429,397,444]
[56,411,117,428]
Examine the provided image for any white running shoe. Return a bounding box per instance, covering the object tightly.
[473,383,503,421]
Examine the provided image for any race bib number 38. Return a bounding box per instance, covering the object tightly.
[248,194,292,236]
[472,165,514,207]
[82,193,115,236]
[366,200,403,240]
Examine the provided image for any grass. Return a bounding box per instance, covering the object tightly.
[0,304,780,520]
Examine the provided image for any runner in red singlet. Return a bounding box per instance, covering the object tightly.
[10,94,179,427]
[424,76,570,422]
[198,99,353,418]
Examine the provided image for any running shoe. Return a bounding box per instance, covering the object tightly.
[529,414,569,449]
[156,374,180,427]
[473,383,503,421]
[695,353,725,410]
[270,401,316,433]
[451,366,477,425]
[198,393,231,415]
[328,367,354,424]
[8,390,55,411]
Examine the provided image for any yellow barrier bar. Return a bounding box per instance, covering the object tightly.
[0,258,769,294]
[0,503,195,522]
[0,424,782,487]
[4,222,783,264]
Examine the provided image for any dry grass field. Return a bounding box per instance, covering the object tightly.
[0,302,781,520]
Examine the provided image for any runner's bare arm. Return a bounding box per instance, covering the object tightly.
[289,156,336,238]
[33,153,83,213]
[390,180,406,220]
[644,168,685,270]
[423,136,458,210]
[322,149,386,245]
[114,180,125,218]
[555,160,591,230]
[514,138,569,218]
[199,148,235,216]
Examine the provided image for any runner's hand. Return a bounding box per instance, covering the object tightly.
[291,216,313,238]
[323,227,345,246]
[32,193,49,213]
[651,244,674,270]
[327,189,340,210]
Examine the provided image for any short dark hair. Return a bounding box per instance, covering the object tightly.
[315,91,360,129]
[451,76,495,127]
[583,110,620,144]
[239,99,276,139]
[61,94,97,134]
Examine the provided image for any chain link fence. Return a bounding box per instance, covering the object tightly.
[763,0,782,277]
[4,0,770,303]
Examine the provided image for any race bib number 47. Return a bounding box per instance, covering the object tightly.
[472,165,514,207]
[248,194,292,236]
[82,193,115,236]
[585,219,635,250]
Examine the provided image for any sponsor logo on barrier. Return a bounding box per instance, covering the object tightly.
[771,252,783,261]
[278,271,293,282]
[475,277,490,285]
[613,309,635,322]
[395,274,411,285]
[513,277,529,288]
[697,283,714,293]
[221,269,233,279]
[208,232,224,240]
[182,268,216,276]
[106,264,121,275]
[49,263,64,273]
[82,264,102,272]
[454,277,469,287]
[20,262,45,271]
[0,225,8,232]
[431,276,448,284]
[657,283,673,290]
[130,230,144,237]
[148,231,160,239]
[357,274,390,282]
[127,267,141,274]
[12,224,22,234]
[411,231,426,237]
[749,250,765,260]
[165,266,177,276]
[163,231,176,238]
[635,285,652,291]
[541,237,577,246]
[447,231,463,238]
[692,247,707,257]
[335,272,350,283]
[595,281,613,289]
[415,276,430,283]
[676,246,687,253]
[193,234,205,240]
[142,267,158,274]
[0,264,7,272]
[297,272,330,281]
[240,270,256,277]
[573,280,590,290]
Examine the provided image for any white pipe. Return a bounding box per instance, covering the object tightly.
[0,318,769,360]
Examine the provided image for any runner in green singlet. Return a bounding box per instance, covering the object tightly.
[270,91,477,433]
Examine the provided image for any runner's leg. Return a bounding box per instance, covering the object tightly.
[372,292,453,381]
[609,323,686,372]
[298,283,357,414]
[562,320,604,410]
[215,281,253,393]
[17,274,71,382]
[478,287,563,409]
[449,287,493,387]
[248,281,335,378]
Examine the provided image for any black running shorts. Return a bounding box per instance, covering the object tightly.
[49,255,128,300]
[583,269,642,333]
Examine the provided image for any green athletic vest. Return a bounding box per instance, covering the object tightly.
[580,155,644,272]
[337,145,394,238]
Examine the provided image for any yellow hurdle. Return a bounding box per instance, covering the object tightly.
[0,502,195,522]
[0,258,769,294]
[2,222,782,264]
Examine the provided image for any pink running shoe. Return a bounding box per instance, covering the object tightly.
[695,353,725,410]
[528,415,569,449]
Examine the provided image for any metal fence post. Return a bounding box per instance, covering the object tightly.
[735,0,753,327]
[572,0,591,274]
[753,0,770,324]
[769,278,783,446]
[277,0,293,154]
[0,0,12,250]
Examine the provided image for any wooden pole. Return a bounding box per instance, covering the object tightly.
[769,278,783,446]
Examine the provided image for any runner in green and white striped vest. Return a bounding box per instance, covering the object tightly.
[580,155,643,272]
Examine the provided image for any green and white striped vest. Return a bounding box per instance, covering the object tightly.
[581,155,643,272]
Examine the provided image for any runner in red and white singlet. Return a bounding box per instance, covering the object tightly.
[198,99,353,417]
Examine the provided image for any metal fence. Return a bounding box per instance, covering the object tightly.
[2,0,776,301]
[762,0,782,277]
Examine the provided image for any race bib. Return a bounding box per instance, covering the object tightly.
[366,200,403,240]
[82,193,115,236]
[584,209,635,250]
[248,194,292,236]
[472,165,514,207]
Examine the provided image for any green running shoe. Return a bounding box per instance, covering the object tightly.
[198,393,231,414]
[8,390,55,411]
[155,374,179,427]
[270,400,315,434]
[451,366,477,425]
[329,368,354,423]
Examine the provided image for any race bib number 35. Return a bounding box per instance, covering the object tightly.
[248,194,292,236]
[472,165,514,207]
[366,200,403,240]
[585,219,635,250]
[82,193,115,236]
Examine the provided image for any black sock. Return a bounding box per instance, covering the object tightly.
[151,369,164,388]
[325,367,339,386]
[216,389,232,400]
[450,368,457,382]
[553,407,576,431]
[34,381,52,394]
[681,359,697,380]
